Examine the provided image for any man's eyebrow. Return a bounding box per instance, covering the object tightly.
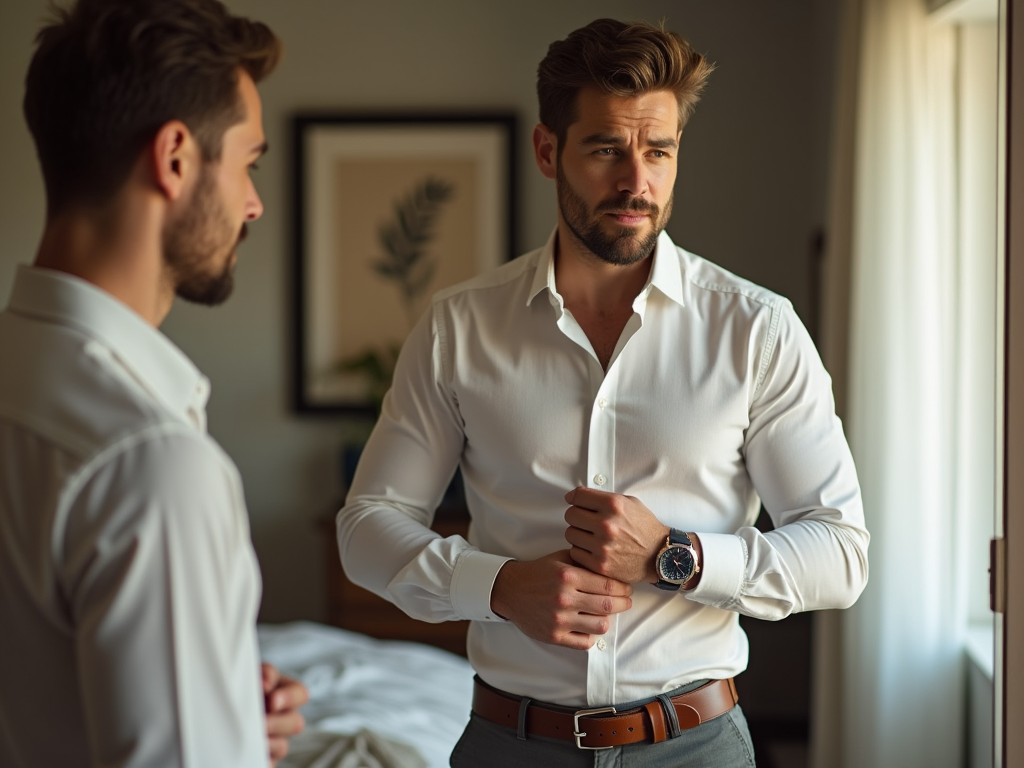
[252,141,269,157]
[580,133,625,147]
[578,133,678,149]
[646,136,679,150]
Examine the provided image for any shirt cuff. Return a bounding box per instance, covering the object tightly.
[685,532,746,607]
[450,550,513,621]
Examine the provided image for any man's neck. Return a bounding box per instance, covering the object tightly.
[553,225,654,316]
[552,224,655,371]
[34,193,173,327]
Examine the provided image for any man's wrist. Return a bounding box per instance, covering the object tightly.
[646,524,671,583]
[489,559,517,620]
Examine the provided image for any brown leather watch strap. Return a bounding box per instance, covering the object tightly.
[472,677,738,749]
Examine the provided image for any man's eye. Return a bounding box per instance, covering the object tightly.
[249,163,260,171]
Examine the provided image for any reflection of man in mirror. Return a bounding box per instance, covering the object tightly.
[0,1,308,766]
[338,17,869,767]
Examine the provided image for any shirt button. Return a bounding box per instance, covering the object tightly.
[593,474,606,486]
[596,638,607,651]
[597,398,608,409]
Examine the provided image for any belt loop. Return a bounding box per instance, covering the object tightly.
[517,697,532,740]
[642,701,668,743]
[656,693,683,740]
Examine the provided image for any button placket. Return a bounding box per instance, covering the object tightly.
[585,367,619,705]
[586,613,618,705]
[586,368,617,493]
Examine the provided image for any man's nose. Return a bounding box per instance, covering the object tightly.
[616,153,649,197]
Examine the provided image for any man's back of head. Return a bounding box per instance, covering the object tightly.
[24,0,281,218]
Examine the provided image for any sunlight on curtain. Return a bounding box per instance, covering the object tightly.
[842,0,964,766]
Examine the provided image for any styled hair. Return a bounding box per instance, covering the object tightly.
[23,0,282,215]
[537,18,713,144]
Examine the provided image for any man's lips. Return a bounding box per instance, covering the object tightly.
[605,211,650,225]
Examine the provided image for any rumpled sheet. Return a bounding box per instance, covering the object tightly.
[274,729,425,768]
[257,622,474,768]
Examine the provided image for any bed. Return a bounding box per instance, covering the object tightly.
[258,622,474,768]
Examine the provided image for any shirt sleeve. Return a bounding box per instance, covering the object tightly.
[60,427,267,768]
[336,306,511,624]
[685,302,870,618]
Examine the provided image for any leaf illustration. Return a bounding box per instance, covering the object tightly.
[370,176,455,328]
[333,177,455,409]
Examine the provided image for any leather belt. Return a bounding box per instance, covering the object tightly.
[472,677,739,750]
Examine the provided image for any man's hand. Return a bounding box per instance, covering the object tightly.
[563,486,670,584]
[262,662,309,768]
[489,549,632,650]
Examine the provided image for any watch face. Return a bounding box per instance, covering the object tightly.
[658,546,695,583]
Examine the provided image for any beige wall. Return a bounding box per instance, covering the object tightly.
[0,0,840,622]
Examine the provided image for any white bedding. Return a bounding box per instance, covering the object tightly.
[257,622,474,768]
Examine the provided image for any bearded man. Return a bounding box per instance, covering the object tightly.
[0,1,307,766]
[337,18,869,768]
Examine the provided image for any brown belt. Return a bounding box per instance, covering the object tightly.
[472,677,739,750]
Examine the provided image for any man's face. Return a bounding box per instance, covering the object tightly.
[163,71,267,305]
[554,87,680,266]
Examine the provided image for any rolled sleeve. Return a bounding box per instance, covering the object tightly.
[338,307,481,623]
[684,531,747,607]
[719,304,868,619]
[450,550,514,622]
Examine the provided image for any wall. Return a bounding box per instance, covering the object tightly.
[0,0,840,623]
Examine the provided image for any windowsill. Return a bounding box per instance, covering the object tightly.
[965,621,995,680]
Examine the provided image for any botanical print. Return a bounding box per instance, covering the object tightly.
[327,157,478,408]
[294,115,513,413]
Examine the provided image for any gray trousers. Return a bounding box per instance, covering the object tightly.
[449,683,756,768]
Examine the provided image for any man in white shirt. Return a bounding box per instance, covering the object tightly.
[0,1,307,766]
[337,18,869,767]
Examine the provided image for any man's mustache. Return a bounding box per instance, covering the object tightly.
[594,197,659,216]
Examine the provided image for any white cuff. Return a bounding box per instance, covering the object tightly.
[450,550,513,621]
[685,532,747,607]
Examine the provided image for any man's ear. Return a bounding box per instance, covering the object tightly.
[533,124,558,181]
[151,120,196,201]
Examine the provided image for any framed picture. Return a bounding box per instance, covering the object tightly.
[292,112,517,414]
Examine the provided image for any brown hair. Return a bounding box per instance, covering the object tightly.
[23,0,282,215]
[537,18,713,145]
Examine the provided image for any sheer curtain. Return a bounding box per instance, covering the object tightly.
[837,0,966,766]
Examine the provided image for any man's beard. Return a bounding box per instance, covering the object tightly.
[162,166,243,306]
[556,162,672,266]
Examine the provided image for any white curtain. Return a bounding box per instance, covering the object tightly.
[840,0,965,766]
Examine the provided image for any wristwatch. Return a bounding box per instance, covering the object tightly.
[654,529,700,591]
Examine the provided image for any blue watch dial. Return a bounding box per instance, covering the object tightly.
[658,546,695,582]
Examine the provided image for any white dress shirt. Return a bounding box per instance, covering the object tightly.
[337,230,869,707]
[0,266,266,767]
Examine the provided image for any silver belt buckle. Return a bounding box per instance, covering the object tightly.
[573,706,617,750]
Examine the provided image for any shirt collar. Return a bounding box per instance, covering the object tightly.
[526,228,686,309]
[647,230,686,307]
[7,265,210,423]
[526,229,559,307]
